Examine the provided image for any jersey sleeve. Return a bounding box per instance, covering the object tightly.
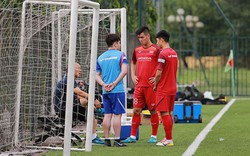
[96,60,102,73]
[120,52,128,66]
[157,52,166,71]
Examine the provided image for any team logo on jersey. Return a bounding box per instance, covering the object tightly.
[138,50,142,53]
[158,58,165,63]
[149,50,154,54]
[168,54,178,58]
[138,57,152,61]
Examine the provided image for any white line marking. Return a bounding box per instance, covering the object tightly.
[182,98,236,156]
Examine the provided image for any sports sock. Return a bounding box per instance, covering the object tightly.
[131,114,141,136]
[92,133,97,140]
[150,113,159,136]
[161,115,173,140]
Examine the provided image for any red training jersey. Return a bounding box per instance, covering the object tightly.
[132,44,161,87]
[156,48,178,95]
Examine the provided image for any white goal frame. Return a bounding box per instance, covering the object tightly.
[51,8,127,116]
[14,0,127,154]
[14,0,100,154]
[51,8,128,151]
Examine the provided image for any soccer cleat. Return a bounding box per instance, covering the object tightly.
[147,137,157,143]
[156,138,174,147]
[121,137,136,143]
[113,141,127,147]
[104,139,111,147]
[92,136,104,144]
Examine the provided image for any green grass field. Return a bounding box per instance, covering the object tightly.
[44,99,250,156]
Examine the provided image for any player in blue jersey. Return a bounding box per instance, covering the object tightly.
[96,34,128,147]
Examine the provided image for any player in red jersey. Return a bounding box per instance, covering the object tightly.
[154,30,178,147]
[122,26,160,143]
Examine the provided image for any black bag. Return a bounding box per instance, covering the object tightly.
[177,85,204,102]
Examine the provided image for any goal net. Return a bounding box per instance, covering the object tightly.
[0,0,127,154]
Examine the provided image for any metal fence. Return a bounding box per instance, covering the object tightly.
[127,34,250,96]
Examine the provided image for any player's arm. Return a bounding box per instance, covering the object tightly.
[95,60,107,87]
[154,53,165,91]
[108,53,128,91]
[113,63,128,86]
[96,72,106,87]
[149,46,162,84]
[74,87,101,108]
[153,70,162,91]
[131,50,138,84]
[74,87,88,99]
[131,61,138,84]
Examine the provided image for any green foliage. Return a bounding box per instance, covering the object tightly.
[0,0,22,9]
[162,0,250,36]
[92,0,158,34]
[217,0,250,36]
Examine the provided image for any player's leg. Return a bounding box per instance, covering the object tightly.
[156,95,174,147]
[112,93,127,147]
[102,94,112,146]
[145,87,159,143]
[79,98,104,144]
[91,118,104,144]
[122,87,144,143]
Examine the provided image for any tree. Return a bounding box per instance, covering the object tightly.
[93,0,158,34]
[161,0,250,36]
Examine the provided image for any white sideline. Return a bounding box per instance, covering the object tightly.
[182,98,236,156]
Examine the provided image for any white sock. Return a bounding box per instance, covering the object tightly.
[130,136,136,139]
[151,135,157,138]
[114,137,120,140]
[92,133,97,140]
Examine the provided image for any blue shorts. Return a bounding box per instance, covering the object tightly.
[103,93,126,114]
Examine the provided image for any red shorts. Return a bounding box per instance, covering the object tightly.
[155,95,175,112]
[133,86,156,110]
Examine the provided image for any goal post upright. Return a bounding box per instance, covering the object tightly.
[15,1,27,146]
[84,5,100,152]
[62,0,100,154]
[63,0,79,154]
[121,8,128,119]
[51,12,56,115]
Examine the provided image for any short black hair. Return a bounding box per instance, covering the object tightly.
[135,26,150,35]
[155,30,170,42]
[105,33,120,47]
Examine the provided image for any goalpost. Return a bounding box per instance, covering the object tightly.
[13,0,99,154]
[4,0,127,154]
[51,8,127,152]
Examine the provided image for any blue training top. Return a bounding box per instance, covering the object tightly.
[53,75,78,113]
[96,49,128,94]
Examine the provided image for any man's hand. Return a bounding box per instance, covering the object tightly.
[153,86,157,91]
[104,82,116,92]
[132,75,138,85]
[149,77,155,84]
